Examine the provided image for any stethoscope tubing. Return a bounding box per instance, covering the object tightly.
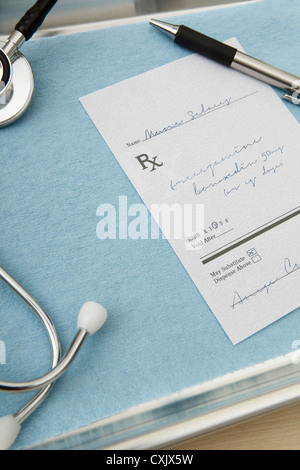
[0,330,88,394]
[0,266,61,423]
[0,265,107,453]
[0,266,91,395]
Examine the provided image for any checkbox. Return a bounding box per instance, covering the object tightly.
[251,255,262,263]
[247,248,257,257]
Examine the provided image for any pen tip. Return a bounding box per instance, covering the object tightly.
[149,19,179,38]
[149,18,161,27]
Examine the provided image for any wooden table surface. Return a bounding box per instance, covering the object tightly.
[167,402,300,450]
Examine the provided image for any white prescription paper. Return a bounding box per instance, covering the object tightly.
[80,39,300,344]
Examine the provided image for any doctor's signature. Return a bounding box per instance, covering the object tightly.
[231,257,299,309]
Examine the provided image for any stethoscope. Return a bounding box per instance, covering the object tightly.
[0,1,108,450]
[0,0,60,127]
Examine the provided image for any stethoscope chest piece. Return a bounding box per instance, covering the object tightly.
[0,39,34,128]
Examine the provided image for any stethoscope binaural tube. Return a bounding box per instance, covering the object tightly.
[0,266,61,450]
[0,266,108,450]
[0,1,59,127]
[14,0,59,42]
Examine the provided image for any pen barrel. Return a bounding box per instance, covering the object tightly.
[175,25,237,67]
[232,51,300,93]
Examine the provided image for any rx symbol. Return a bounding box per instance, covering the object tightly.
[135,154,163,172]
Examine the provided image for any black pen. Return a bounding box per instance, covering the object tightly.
[150,19,300,105]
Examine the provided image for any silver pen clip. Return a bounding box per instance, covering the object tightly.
[283,91,300,105]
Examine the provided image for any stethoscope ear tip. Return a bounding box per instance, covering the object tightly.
[0,415,21,450]
[77,302,108,336]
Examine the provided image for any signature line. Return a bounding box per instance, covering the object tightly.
[232,267,300,308]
